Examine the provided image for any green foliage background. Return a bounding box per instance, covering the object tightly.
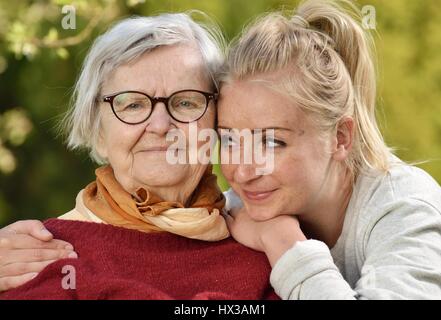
[0,0,440,227]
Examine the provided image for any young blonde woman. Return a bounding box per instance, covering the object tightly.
[218,0,441,299]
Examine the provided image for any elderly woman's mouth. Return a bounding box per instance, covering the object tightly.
[136,145,180,152]
[143,146,170,152]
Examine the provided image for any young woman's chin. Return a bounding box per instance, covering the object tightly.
[243,203,281,222]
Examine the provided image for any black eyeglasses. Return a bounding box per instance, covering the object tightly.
[101,89,217,124]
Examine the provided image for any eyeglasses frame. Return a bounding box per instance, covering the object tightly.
[101,89,218,125]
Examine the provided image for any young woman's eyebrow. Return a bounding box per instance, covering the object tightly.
[253,127,293,132]
[217,126,293,132]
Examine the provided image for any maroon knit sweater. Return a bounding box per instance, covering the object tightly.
[0,219,279,300]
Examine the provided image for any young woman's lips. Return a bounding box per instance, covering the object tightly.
[242,189,277,202]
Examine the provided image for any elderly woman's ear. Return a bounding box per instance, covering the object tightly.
[95,129,109,161]
[331,116,354,162]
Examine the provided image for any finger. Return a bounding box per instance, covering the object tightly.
[0,248,78,265]
[0,272,38,292]
[0,259,59,278]
[2,220,53,242]
[0,234,74,250]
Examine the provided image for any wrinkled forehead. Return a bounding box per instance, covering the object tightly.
[102,44,214,95]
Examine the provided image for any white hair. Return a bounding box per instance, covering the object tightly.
[62,12,225,163]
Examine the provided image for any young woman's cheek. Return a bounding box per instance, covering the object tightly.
[220,162,235,184]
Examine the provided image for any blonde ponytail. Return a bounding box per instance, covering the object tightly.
[223,0,393,177]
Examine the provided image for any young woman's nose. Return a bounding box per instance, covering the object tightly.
[144,102,173,136]
[233,163,259,184]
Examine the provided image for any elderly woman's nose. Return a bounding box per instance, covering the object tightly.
[145,102,173,135]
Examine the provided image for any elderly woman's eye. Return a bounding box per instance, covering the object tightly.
[177,100,198,108]
[124,103,143,111]
[220,135,237,148]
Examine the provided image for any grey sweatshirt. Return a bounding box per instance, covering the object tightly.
[224,159,441,300]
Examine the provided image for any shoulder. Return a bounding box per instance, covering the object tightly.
[353,158,441,220]
[58,209,89,222]
[58,189,103,223]
[386,159,441,206]
[350,157,441,252]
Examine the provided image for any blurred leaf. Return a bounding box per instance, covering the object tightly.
[0,144,16,174]
[44,28,59,43]
[126,0,145,7]
[56,47,69,59]
[1,108,33,146]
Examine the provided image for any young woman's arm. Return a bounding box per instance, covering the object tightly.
[227,199,441,299]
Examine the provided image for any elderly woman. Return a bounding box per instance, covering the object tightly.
[0,13,276,299]
[218,0,441,299]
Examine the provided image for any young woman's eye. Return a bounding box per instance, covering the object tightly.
[264,137,286,148]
